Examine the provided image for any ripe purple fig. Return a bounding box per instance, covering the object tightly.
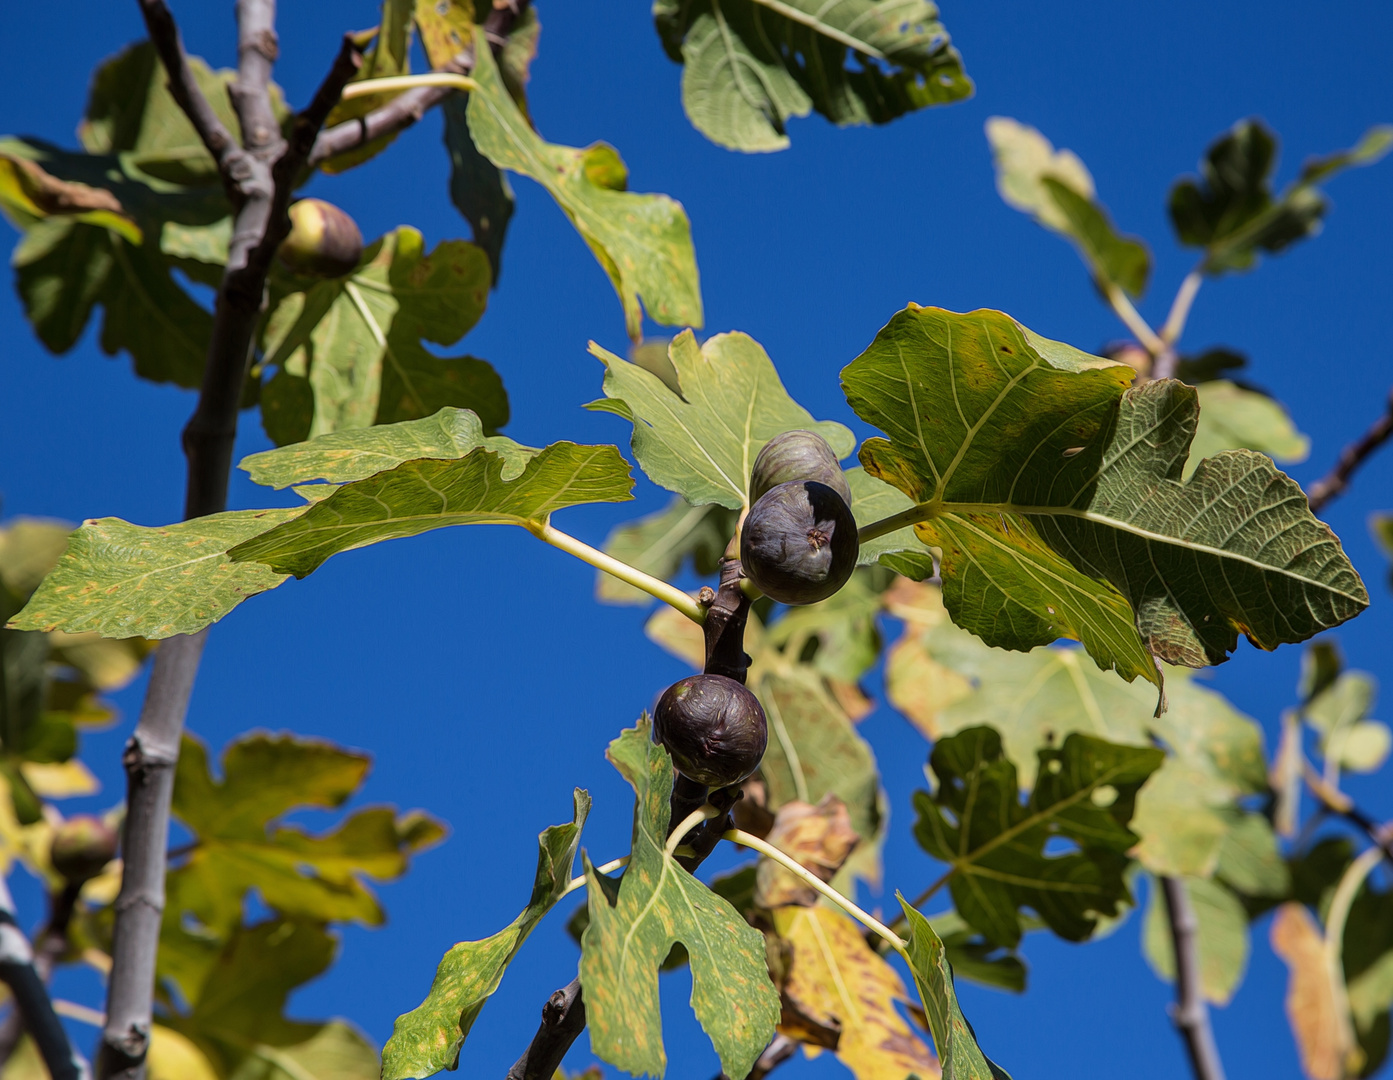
[50,815,118,884]
[749,430,851,505]
[654,674,768,788]
[277,198,364,278]
[740,480,858,605]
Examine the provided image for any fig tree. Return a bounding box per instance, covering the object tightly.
[654,674,768,788]
[50,815,119,884]
[748,429,851,504]
[277,198,364,278]
[740,480,858,605]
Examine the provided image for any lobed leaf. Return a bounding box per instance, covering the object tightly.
[579,721,779,1079]
[844,306,1367,684]
[382,790,589,1079]
[467,36,701,338]
[654,0,971,153]
[589,329,854,509]
[986,117,1150,296]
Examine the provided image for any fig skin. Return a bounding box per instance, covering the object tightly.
[278,199,364,278]
[749,430,851,504]
[740,480,858,605]
[654,674,768,789]
[50,815,119,884]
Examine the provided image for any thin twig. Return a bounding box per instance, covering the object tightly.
[1159,876,1227,1080]
[1306,389,1393,513]
[1160,269,1204,345]
[0,877,87,1080]
[1301,762,1393,867]
[99,6,362,1077]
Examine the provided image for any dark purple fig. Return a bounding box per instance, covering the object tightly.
[749,430,851,504]
[654,674,768,788]
[278,198,364,278]
[740,480,858,605]
[50,815,118,884]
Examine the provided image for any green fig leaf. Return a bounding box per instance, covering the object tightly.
[382,789,589,1079]
[1187,380,1309,474]
[579,721,779,1079]
[589,329,854,509]
[653,0,971,153]
[319,0,416,173]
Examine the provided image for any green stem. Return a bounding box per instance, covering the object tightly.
[340,73,478,100]
[1324,845,1382,1073]
[530,521,706,624]
[723,828,908,956]
[559,856,630,900]
[857,502,936,545]
[1103,283,1165,355]
[1161,269,1204,345]
[665,806,718,858]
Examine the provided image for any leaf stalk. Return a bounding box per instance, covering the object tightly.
[531,522,706,624]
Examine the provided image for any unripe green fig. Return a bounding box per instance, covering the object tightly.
[277,198,364,278]
[740,480,858,605]
[50,815,118,884]
[749,430,851,504]
[654,674,768,788]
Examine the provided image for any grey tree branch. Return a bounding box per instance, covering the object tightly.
[307,0,531,168]
[99,6,361,1078]
[1159,876,1227,1080]
[1306,388,1393,513]
[0,877,88,1079]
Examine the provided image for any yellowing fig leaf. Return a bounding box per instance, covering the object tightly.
[898,899,1012,1080]
[467,37,701,338]
[773,905,937,1080]
[654,0,971,153]
[383,790,590,1079]
[579,721,779,1079]
[589,329,854,509]
[845,306,1367,685]
[1271,902,1350,1080]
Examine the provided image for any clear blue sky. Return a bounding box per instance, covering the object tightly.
[3,2,1392,1077]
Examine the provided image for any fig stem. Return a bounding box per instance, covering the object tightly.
[340,72,478,100]
[723,828,908,956]
[558,856,630,901]
[531,523,706,624]
[664,806,718,859]
[856,502,938,545]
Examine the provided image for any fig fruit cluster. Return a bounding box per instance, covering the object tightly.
[740,430,858,605]
[277,198,364,278]
[654,673,767,789]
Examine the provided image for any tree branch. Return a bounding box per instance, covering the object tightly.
[1301,763,1393,868]
[134,0,239,170]
[1306,388,1393,513]
[1159,876,1227,1080]
[98,8,362,1078]
[308,0,531,169]
[0,877,87,1080]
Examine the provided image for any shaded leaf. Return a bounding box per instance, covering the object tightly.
[443,96,514,281]
[1214,813,1290,898]
[849,467,937,577]
[589,329,854,509]
[773,905,937,1080]
[580,721,779,1078]
[467,37,701,338]
[1143,874,1250,1005]
[986,117,1149,296]
[654,0,971,153]
[845,306,1367,681]
[1170,120,1393,274]
[913,727,1162,947]
[229,440,633,578]
[320,0,416,172]
[383,790,589,1079]
[1187,380,1309,474]
[595,497,738,605]
[898,899,1011,1080]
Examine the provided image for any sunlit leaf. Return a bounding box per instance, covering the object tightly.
[383,790,589,1079]
[845,305,1367,681]
[773,905,937,1080]
[848,467,937,577]
[654,0,971,153]
[589,329,854,509]
[1271,902,1349,1080]
[1303,670,1390,775]
[898,900,1011,1080]
[1170,120,1393,274]
[1187,380,1309,474]
[467,36,702,338]
[579,721,779,1079]
[320,0,415,172]
[986,117,1149,296]
[1142,874,1250,1005]
[913,726,1162,947]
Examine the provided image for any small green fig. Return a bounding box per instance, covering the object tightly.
[740,480,858,605]
[277,198,364,278]
[50,815,118,884]
[748,430,850,504]
[654,674,768,788]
